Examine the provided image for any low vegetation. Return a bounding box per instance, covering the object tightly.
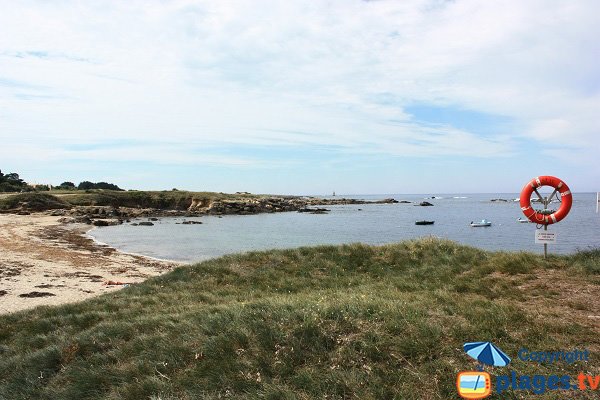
[61,190,258,209]
[0,239,598,399]
[0,190,260,211]
[0,192,71,211]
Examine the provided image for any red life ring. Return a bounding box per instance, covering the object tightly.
[519,176,572,225]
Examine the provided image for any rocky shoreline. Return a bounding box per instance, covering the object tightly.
[5,196,403,227]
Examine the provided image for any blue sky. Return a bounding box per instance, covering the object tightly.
[0,0,598,194]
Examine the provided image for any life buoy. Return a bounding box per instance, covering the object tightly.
[520,176,572,225]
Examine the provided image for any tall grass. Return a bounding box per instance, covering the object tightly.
[0,239,598,399]
[0,190,264,211]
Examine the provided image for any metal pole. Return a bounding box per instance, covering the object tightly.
[544,225,548,259]
[543,196,548,259]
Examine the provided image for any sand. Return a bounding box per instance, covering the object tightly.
[0,213,178,314]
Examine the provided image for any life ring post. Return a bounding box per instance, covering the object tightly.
[519,176,572,258]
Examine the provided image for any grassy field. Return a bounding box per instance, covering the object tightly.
[0,190,268,211]
[0,239,598,399]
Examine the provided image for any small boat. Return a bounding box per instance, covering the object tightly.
[470,219,492,227]
[517,218,532,223]
[415,220,434,225]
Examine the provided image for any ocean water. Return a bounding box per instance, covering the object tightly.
[89,193,600,263]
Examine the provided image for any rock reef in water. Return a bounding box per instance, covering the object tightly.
[188,197,400,216]
[417,201,434,206]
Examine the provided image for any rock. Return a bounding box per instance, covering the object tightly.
[18,291,56,298]
[298,208,330,213]
[58,217,77,224]
[398,200,411,204]
[130,223,139,226]
[50,210,66,216]
[0,290,7,297]
[381,198,399,203]
[92,220,110,227]
[418,201,434,206]
[17,211,31,215]
[137,221,154,226]
[181,220,203,225]
[149,217,159,221]
[74,216,92,224]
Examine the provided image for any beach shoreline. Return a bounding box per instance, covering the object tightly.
[0,213,179,314]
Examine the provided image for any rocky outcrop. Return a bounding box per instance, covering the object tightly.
[46,196,401,222]
[206,198,300,215]
[188,198,212,212]
[92,219,122,227]
[298,208,330,214]
[203,197,399,215]
[417,201,434,206]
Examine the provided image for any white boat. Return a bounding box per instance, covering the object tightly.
[517,218,532,223]
[470,219,492,227]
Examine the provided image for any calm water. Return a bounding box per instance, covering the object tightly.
[89,193,600,263]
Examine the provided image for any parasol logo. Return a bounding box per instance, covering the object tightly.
[457,342,510,399]
[463,341,511,367]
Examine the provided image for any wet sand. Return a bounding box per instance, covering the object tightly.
[0,214,178,314]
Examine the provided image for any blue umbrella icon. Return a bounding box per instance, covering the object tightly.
[463,342,511,367]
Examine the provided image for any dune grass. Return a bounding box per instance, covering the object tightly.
[0,239,598,399]
[58,190,263,209]
[0,192,71,211]
[0,190,268,211]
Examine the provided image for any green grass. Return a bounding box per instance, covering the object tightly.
[1,239,599,399]
[0,190,268,211]
[0,192,71,211]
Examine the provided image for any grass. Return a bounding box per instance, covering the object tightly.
[0,238,599,399]
[0,190,269,211]
[0,192,71,211]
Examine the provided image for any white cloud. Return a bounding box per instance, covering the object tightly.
[0,0,598,168]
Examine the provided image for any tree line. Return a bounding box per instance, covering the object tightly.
[0,169,123,192]
[0,170,29,192]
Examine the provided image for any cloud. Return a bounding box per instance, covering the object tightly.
[0,0,598,186]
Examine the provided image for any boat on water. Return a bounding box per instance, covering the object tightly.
[415,220,434,225]
[470,219,492,227]
[517,218,532,223]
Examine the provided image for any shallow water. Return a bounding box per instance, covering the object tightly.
[89,193,600,263]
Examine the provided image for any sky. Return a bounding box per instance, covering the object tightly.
[0,0,599,194]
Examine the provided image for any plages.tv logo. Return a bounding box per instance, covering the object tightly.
[457,341,511,399]
[456,371,491,399]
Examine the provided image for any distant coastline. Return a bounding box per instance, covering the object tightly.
[0,190,400,226]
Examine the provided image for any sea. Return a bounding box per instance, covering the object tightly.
[89,193,600,263]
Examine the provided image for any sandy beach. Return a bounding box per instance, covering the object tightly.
[0,213,178,314]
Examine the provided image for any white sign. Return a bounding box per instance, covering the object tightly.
[535,231,557,244]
